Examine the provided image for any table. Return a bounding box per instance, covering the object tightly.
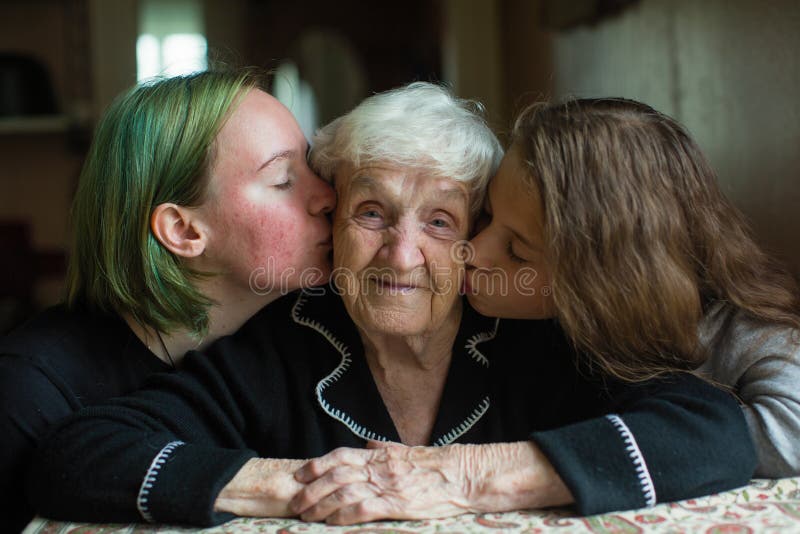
[23,477,800,533]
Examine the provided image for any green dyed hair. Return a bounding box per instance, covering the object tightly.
[66,69,264,335]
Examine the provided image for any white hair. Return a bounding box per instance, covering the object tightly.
[309,82,503,219]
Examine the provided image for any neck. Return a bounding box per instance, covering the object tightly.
[124,279,280,366]
[359,302,463,445]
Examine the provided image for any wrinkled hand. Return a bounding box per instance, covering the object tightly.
[290,441,476,524]
[214,457,307,517]
[291,441,573,525]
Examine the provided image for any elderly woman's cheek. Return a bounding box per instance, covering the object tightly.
[331,220,377,299]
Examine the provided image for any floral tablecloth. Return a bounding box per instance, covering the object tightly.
[24,477,800,533]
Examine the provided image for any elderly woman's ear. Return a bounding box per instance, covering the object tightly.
[150,203,208,258]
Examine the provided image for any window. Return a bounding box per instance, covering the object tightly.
[137,0,207,82]
[273,61,319,142]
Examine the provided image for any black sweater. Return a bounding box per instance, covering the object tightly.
[0,303,171,533]
[27,290,756,526]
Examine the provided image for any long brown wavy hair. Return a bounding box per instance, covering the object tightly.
[512,97,800,381]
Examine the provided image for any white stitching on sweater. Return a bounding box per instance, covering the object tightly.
[465,317,500,367]
[605,414,657,506]
[292,292,391,442]
[434,396,491,445]
[136,440,185,523]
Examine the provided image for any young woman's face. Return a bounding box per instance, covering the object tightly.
[198,89,335,297]
[465,144,556,319]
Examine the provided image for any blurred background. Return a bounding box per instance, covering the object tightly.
[1,0,798,333]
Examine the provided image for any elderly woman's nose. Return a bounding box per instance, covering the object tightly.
[383,228,425,271]
[306,173,336,215]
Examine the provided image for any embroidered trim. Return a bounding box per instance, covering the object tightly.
[434,396,491,446]
[292,292,390,442]
[292,292,497,446]
[136,440,185,523]
[605,414,656,506]
[465,317,500,367]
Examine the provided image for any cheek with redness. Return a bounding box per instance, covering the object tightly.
[233,198,297,273]
[258,207,305,271]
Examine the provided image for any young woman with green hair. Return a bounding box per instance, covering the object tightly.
[0,69,334,532]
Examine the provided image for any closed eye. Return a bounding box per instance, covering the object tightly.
[507,241,527,263]
[274,176,294,190]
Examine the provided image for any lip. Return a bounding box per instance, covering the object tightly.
[370,278,420,294]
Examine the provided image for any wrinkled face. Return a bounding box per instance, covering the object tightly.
[332,164,470,337]
[466,144,555,319]
[197,89,335,297]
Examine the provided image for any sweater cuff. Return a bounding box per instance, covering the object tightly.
[531,414,650,516]
[138,442,256,526]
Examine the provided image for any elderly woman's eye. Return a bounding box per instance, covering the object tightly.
[354,206,386,228]
[430,218,449,228]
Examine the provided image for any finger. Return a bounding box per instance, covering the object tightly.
[365,439,399,449]
[325,496,393,525]
[300,482,378,523]
[290,465,369,515]
[295,447,371,483]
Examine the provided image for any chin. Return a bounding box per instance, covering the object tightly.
[466,294,496,317]
[361,310,430,337]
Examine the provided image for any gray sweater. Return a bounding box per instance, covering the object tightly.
[697,303,800,477]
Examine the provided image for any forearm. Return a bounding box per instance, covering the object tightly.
[215,458,307,517]
[464,442,573,512]
[531,375,757,515]
[28,416,256,526]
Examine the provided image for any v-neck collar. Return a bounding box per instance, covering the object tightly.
[290,289,499,445]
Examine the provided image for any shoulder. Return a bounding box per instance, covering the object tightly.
[2,303,78,355]
[489,316,576,367]
[1,303,167,405]
[1,302,129,359]
[212,288,353,361]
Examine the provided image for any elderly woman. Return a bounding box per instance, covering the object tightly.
[28,84,754,527]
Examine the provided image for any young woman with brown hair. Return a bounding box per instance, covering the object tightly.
[466,97,800,476]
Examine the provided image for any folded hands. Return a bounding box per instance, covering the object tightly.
[215,441,573,525]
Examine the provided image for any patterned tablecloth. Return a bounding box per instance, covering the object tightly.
[24,477,800,534]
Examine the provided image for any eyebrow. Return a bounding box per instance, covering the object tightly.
[350,175,466,199]
[350,175,378,190]
[436,186,468,201]
[256,149,295,172]
[509,227,539,250]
